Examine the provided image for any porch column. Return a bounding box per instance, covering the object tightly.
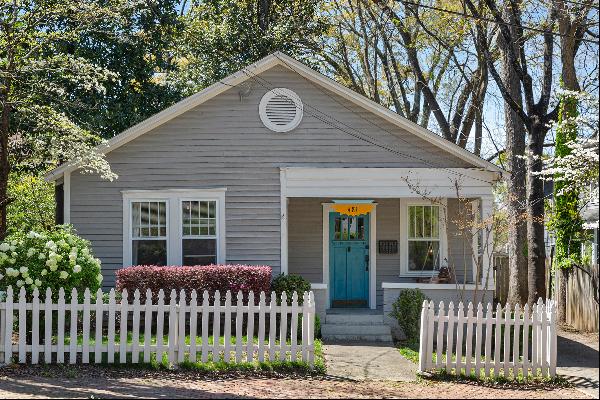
[280,170,288,275]
[480,195,495,289]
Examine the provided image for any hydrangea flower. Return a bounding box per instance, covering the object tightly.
[0,243,10,252]
[60,271,69,280]
[73,265,82,273]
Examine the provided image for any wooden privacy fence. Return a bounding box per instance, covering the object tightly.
[0,287,316,366]
[418,299,557,379]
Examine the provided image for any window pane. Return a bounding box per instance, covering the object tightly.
[132,201,166,238]
[431,207,439,238]
[409,205,440,239]
[133,240,167,265]
[348,217,357,239]
[183,200,217,238]
[357,217,365,240]
[408,240,440,271]
[182,201,191,224]
[423,206,432,237]
[199,201,209,218]
[415,206,423,238]
[334,217,341,240]
[182,238,216,265]
[140,202,150,225]
[409,206,415,237]
[341,217,348,240]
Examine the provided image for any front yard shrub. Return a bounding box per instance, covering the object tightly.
[271,274,311,304]
[389,288,429,342]
[0,226,102,301]
[115,264,272,303]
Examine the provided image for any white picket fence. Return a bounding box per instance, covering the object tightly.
[418,299,557,379]
[0,286,315,366]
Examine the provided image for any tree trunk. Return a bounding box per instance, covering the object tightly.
[499,5,528,306]
[527,122,547,304]
[0,93,10,240]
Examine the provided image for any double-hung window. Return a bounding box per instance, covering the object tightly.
[407,204,441,272]
[182,200,217,265]
[123,189,225,266]
[131,201,168,265]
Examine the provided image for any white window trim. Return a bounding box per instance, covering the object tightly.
[399,198,448,277]
[122,189,226,267]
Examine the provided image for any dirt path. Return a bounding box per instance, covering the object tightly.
[0,367,589,399]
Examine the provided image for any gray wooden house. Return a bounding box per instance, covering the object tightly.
[46,53,504,340]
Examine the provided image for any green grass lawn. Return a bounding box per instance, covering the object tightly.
[396,340,561,384]
[48,332,325,374]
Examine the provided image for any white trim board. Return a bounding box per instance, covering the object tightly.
[122,188,226,267]
[282,167,496,198]
[382,282,479,290]
[45,52,505,182]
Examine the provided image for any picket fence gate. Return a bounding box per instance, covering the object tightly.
[0,286,315,367]
[418,299,557,378]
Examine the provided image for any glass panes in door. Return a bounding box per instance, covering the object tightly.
[333,215,366,240]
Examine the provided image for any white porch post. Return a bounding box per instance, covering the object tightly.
[280,169,288,275]
[63,171,71,224]
[480,195,495,289]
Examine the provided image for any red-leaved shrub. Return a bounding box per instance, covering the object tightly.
[115,265,272,303]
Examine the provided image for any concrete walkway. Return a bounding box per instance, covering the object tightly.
[557,327,599,399]
[322,341,416,381]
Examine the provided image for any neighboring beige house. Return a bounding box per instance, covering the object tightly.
[46,53,504,341]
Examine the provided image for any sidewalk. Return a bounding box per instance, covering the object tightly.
[557,326,599,399]
[322,341,417,381]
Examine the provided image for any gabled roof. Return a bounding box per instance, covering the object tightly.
[46,52,504,181]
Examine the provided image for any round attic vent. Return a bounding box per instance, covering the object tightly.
[259,88,303,132]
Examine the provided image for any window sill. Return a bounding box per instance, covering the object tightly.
[382,282,481,290]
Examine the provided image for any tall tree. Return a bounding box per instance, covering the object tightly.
[370,0,491,154]
[553,0,597,322]
[0,0,118,238]
[63,0,184,138]
[171,0,327,95]
[465,0,559,303]
[499,2,528,306]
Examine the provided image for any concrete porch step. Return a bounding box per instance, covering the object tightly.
[322,333,393,343]
[322,324,391,336]
[325,313,385,325]
[322,310,393,342]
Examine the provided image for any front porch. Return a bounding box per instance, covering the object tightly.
[279,167,497,339]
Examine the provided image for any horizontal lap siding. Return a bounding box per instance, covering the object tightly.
[287,198,323,283]
[375,199,401,306]
[70,65,473,287]
[447,198,474,283]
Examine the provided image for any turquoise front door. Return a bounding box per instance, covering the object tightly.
[329,212,369,307]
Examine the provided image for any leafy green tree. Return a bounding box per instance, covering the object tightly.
[1,0,119,239]
[63,0,184,138]
[171,0,327,95]
[6,173,55,236]
[552,91,584,270]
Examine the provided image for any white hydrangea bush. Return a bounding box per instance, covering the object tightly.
[0,227,103,301]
